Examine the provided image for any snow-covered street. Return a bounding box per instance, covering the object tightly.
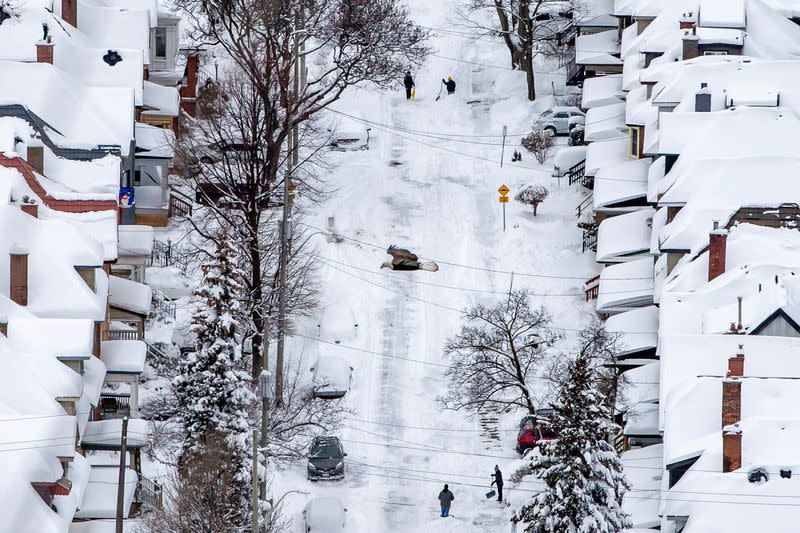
[275,3,600,530]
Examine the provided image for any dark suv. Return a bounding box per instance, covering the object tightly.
[307,436,347,481]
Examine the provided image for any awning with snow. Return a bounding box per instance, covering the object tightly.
[597,258,655,315]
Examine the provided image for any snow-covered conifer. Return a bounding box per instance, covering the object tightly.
[513,355,631,533]
[173,232,255,522]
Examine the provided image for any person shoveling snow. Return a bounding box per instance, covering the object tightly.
[381,245,439,272]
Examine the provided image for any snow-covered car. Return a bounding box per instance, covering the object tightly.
[330,128,371,151]
[311,355,353,399]
[307,436,347,481]
[516,409,558,455]
[533,106,586,136]
[303,497,347,532]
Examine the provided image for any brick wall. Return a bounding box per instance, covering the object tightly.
[27,146,44,174]
[708,230,728,281]
[683,34,699,60]
[36,43,54,64]
[722,431,742,472]
[62,0,77,27]
[722,380,741,427]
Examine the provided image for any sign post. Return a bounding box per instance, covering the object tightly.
[500,125,508,168]
[498,184,510,232]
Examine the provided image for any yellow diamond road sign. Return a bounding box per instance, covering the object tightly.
[498,184,510,196]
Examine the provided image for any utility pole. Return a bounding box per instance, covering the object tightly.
[115,417,129,533]
[276,17,303,404]
[251,431,259,533]
[500,125,507,167]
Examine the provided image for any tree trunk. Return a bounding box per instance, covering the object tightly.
[524,52,536,101]
[249,234,263,379]
[533,203,538,216]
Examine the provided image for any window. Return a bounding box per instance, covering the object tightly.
[554,112,569,119]
[154,27,167,60]
[703,50,728,56]
[629,127,640,158]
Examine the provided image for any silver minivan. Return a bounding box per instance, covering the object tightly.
[533,106,585,136]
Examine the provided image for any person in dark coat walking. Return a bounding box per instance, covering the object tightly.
[403,71,415,99]
[442,76,456,95]
[438,484,454,517]
[491,465,504,502]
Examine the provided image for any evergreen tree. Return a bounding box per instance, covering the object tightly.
[173,232,256,526]
[513,355,631,533]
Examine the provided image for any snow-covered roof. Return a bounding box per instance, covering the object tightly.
[117,224,154,257]
[77,3,151,64]
[699,0,745,28]
[621,444,662,528]
[584,101,627,142]
[74,466,138,519]
[108,275,152,315]
[100,339,146,373]
[135,122,175,158]
[696,27,744,45]
[552,146,586,173]
[81,418,149,448]
[576,29,622,66]
[585,137,629,177]
[597,257,655,314]
[142,80,180,117]
[593,158,650,210]
[597,208,655,263]
[0,62,134,155]
[605,305,659,356]
[582,74,625,109]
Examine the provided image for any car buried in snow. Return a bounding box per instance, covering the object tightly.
[516,409,558,455]
[303,496,347,532]
[328,115,372,151]
[310,355,353,399]
[307,436,347,481]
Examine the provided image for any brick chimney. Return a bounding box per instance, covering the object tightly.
[682,29,699,61]
[721,349,743,473]
[708,222,728,281]
[26,146,44,174]
[21,203,38,218]
[143,66,149,81]
[679,11,696,30]
[180,52,200,117]
[10,252,29,306]
[36,39,54,64]
[62,0,77,28]
[723,425,742,473]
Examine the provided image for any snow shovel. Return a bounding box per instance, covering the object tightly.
[485,489,497,499]
[435,81,444,101]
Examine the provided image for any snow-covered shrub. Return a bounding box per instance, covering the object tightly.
[521,131,555,164]
[515,185,549,216]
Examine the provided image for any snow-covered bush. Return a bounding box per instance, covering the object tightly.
[521,131,555,164]
[515,185,549,216]
[512,355,631,532]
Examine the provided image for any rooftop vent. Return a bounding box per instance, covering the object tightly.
[103,50,123,66]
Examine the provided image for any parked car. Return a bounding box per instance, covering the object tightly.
[533,106,586,136]
[307,436,347,481]
[311,355,353,399]
[303,497,347,532]
[330,128,372,152]
[516,410,558,455]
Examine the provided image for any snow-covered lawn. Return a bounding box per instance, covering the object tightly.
[271,3,599,531]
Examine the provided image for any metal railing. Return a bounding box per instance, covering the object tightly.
[582,227,598,253]
[136,475,163,510]
[576,194,593,218]
[151,289,177,320]
[98,393,131,420]
[584,274,600,302]
[148,240,172,268]
[567,159,586,186]
[108,329,142,341]
[168,190,193,218]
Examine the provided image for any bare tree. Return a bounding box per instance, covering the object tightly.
[453,0,586,100]
[172,0,430,384]
[515,184,549,215]
[136,434,290,533]
[440,290,562,415]
[544,318,629,415]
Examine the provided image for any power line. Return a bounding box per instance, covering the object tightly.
[294,333,452,368]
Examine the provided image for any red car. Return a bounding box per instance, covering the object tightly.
[516,410,557,455]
